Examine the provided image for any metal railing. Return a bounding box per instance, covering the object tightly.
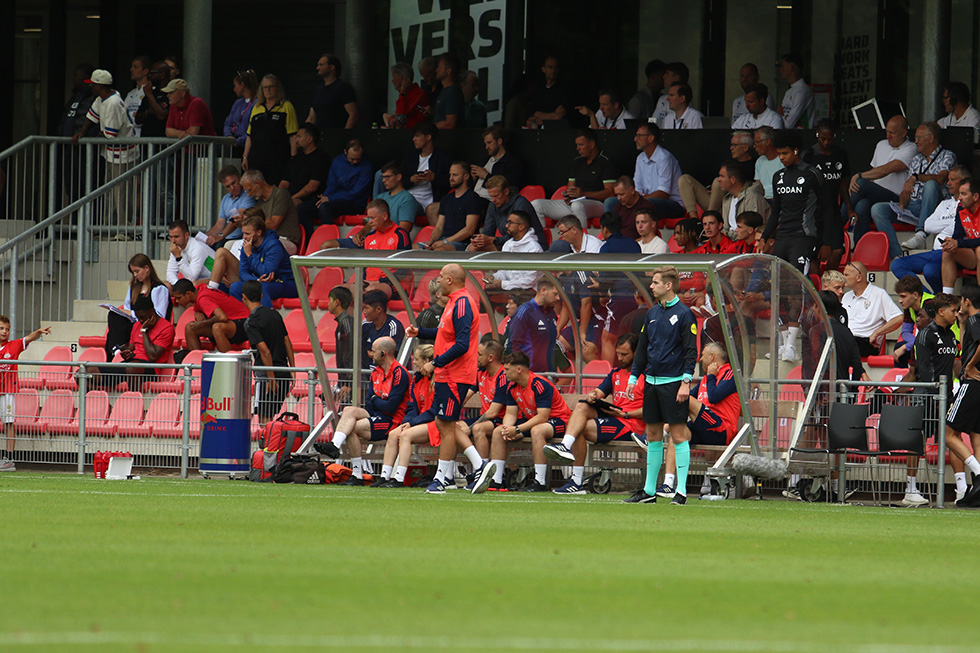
[0,135,236,334]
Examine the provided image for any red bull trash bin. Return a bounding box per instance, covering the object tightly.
[199,351,253,479]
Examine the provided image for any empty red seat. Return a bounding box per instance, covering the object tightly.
[290,353,322,398]
[306,224,341,254]
[411,270,441,310]
[316,313,338,352]
[13,389,41,436]
[582,360,612,393]
[53,389,111,436]
[283,266,344,310]
[78,333,108,348]
[39,389,76,434]
[520,185,546,202]
[22,346,73,390]
[284,309,312,353]
[852,232,890,272]
[145,393,183,438]
[88,391,144,437]
[341,214,367,226]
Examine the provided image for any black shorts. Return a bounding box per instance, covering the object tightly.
[432,382,474,421]
[688,404,728,446]
[369,413,395,441]
[642,380,690,426]
[230,318,248,344]
[772,236,815,274]
[544,417,566,438]
[465,415,502,428]
[594,416,633,443]
[821,215,845,251]
[947,381,980,434]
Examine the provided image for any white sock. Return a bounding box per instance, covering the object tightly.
[789,474,800,486]
[916,230,926,237]
[561,434,575,449]
[785,326,800,343]
[492,459,506,483]
[572,466,584,485]
[965,455,980,476]
[944,286,955,294]
[207,281,219,290]
[333,432,348,449]
[955,472,967,493]
[351,457,363,479]
[534,463,547,485]
[906,475,918,493]
[462,446,482,469]
[664,473,676,488]
[393,465,407,482]
[436,459,453,483]
[381,464,392,480]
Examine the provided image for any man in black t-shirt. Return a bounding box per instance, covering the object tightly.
[802,119,851,271]
[242,281,295,422]
[423,162,486,250]
[526,56,569,128]
[307,53,358,130]
[530,128,617,229]
[280,122,329,245]
[135,61,171,137]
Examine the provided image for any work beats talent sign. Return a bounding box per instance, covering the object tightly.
[388,0,506,124]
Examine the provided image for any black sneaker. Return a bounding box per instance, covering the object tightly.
[520,482,548,492]
[380,478,403,488]
[369,476,389,487]
[488,481,509,492]
[670,493,687,506]
[338,476,364,486]
[956,482,980,507]
[622,489,656,503]
[313,442,341,458]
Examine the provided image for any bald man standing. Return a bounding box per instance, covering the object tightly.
[407,264,496,494]
[841,261,903,357]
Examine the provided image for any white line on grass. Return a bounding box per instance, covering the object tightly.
[0,632,966,651]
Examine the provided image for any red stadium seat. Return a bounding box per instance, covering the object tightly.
[22,346,73,390]
[283,266,341,310]
[394,311,412,330]
[582,359,612,393]
[324,354,339,385]
[53,390,111,436]
[306,224,341,254]
[174,308,196,349]
[39,389,76,434]
[88,391,144,437]
[347,224,365,239]
[296,225,307,255]
[316,313,337,352]
[78,330,108,349]
[411,269,441,310]
[497,315,509,335]
[413,226,435,246]
[13,389,41,436]
[284,310,312,350]
[852,232,890,272]
[341,214,366,226]
[550,185,567,200]
[477,313,493,338]
[520,185,546,202]
[273,266,309,309]
[866,355,895,368]
[294,396,325,426]
[290,353,322,398]
[145,393,183,438]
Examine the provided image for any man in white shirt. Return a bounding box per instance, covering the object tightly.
[652,62,690,125]
[576,90,634,130]
[124,56,151,137]
[661,84,703,130]
[635,208,668,254]
[847,115,918,246]
[732,84,784,130]
[753,126,783,200]
[631,123,684,222]
[166,219,216,286]
[551,215,602,253]
[890,165,970,293]
[776,53,816,129]
[483,210,543,291]
[841,261,903,357]
[938,82,980,141]
[731,63,775,123]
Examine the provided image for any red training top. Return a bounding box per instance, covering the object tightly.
[477,365,508,418]
[363,222,411,281]
[506,371,571,422]
[130,319,176,375]
[0,339,26,394]
[433,287,479,385]
[194,288,249,320]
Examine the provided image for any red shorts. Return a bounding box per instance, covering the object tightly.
[427,421,441,447]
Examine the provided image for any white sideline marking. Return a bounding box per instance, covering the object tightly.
[0,632,964,651]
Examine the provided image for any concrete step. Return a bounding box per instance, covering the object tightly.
[40,319,105,343]
[73,299,118,322]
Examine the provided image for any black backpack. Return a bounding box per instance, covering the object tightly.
[272,454,326,484]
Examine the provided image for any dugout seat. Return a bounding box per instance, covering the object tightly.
[791,402,876,503]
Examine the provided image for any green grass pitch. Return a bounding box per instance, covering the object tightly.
[1,473,978,652]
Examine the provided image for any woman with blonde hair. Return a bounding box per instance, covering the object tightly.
[242,73,298,184]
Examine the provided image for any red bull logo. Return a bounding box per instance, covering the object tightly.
[202,413,218,424]
[203,396,234,412]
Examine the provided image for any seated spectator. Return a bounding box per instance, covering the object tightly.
[313,336,410,484]
[104,253,172,362]
[802,119,850,270]
[204,166,255,247]
[223,69,257,149]
[730,63,774,123]
[432,52,464,130]
[242,74,296,185]
[695,211,735,254]
[661,83,703,130]
[611,176,655,240]
[307,53,358,130]
[422,162,484,251]
[403,122,452,225]
[170,279,250,352]
[938,81,980,136]
[841,261,902,356]
[776,53,815,129]
[374,161,422,232]
[470,175,541,251]
[361,291,405,366]
[206,206,269,290]
[280,122,329,242]
[166,219,215,286]
[483,210,544,292]
[551,215,602,253]
[241,280,295,423]
[670,217,702,253]
[240,169,302,254]
[323,199,411,297]
[628,59,666,122]
[525,55,569,128]
[471,126,523,201]
[383,62,431,129]
[847,115,917,246]
[636,208,669,254]
[576,89,634,130]
[504,73,536,130]
[631,123,684,222]
[530,128,615,227]
[114,295,176,389]
[652,62,690,124]
[316,137,373,227]
[543,332,645,495]
[461,70,488,128]
[890,165,970,293]
[163,78,216,138]
[753,126,784,200]
[876,122,956,255]
[717,159,771,232]
[730,210,764,254]
[940,177,980,293]
[731,83,784,130]
[822,269,847,303]
[677,131,756,220]
[488,350,572,491]
[508,278,560,373]
[228,214,297,308]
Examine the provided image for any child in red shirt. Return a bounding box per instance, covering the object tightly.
[0,316,51,471]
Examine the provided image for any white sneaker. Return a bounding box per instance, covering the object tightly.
[956,489,966,502]
[780,342,798,362]
[0,457,15,472]
[901,492,929,506]
[901,232,927,250]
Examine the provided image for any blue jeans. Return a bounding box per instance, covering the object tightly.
[890,249,942,294]
[871,180,942,258]
[848,177,898,247]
